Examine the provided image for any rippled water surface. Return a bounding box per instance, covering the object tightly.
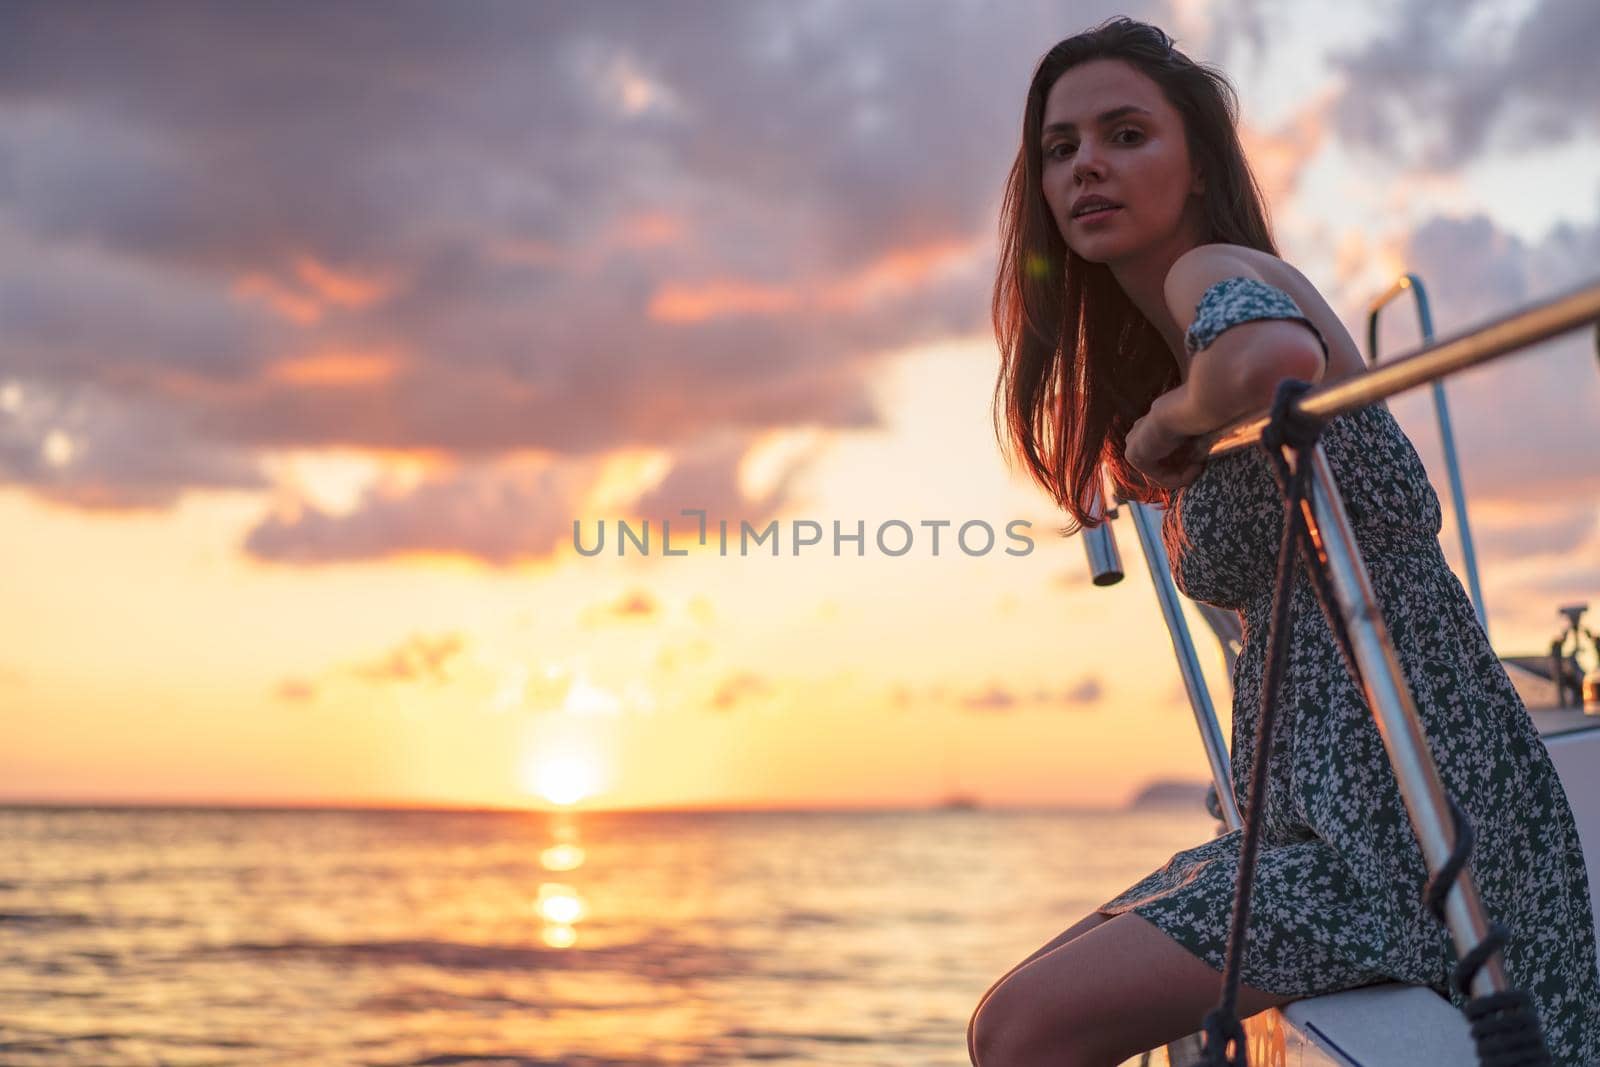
[0,804,1217,1065]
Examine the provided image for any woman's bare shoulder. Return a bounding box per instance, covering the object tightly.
[1191,246,1366,378]
[1179,243,1308,285]
[1162,243,1271,319]
[1165,242,1262,283]
[1167,244,1334,316]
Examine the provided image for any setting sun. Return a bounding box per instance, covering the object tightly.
[522,744,606,807]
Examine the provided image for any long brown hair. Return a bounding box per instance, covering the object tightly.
[992,17,1278,535]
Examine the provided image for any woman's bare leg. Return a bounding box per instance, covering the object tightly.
[967,910,1113,1066]
[969,911,1296,1067]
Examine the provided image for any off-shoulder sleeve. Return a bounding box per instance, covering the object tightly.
[1183,276,1330,365]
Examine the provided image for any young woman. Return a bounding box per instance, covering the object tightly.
[970,17,1600,1067]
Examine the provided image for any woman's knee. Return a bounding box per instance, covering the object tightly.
[968,913,1117,1065]
[969,967,1103,1067]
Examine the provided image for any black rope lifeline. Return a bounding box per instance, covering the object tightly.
[1198,379,1326,1067]
[1197,379,1551,1067]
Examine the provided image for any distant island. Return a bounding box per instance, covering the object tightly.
[935,791,981,811]
[1126,779,1210,810]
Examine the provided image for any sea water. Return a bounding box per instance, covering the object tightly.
[0,804,1217,1065]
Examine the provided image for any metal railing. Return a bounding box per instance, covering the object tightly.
[1204,279,1600,456]
[1084,487,1242,829]
[1368,273,1489,636]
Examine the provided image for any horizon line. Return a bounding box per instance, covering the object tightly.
[0,792,1209,816]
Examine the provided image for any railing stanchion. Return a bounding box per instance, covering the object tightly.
[1297,442,1509,999]
[1367,273,1489,638]
[1122,497,1243,831]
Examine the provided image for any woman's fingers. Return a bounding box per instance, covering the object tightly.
[1126,412,1205,487]
[1134,452,1205,489]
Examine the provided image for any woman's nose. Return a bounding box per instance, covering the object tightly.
[1073,141,1106,182]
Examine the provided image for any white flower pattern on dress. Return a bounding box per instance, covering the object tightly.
[1096,276,1600,1065]
[1182,275,1329,363]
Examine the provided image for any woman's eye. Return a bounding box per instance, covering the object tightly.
[1045,130,1140,159]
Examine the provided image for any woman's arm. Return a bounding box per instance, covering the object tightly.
[1156,246,1328,437]
[1125,247,1329,487]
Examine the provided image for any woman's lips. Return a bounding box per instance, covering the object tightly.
[1074,206,1121,225]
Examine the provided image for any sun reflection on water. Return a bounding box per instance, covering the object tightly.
[536,883,586,924]
[536,811,588,948]
[539,843,585,871]
[541,923,578,949]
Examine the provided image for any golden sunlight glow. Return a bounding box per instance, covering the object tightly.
[521,742,606,806]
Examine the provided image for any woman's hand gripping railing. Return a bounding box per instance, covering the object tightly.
[1199,380,1551,1067]
[1203,278,1600,460]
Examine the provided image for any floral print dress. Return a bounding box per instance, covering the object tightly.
[1095,276,1600,1065]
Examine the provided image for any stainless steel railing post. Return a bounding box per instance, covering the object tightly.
[1121,497,1243,831]
[1081,479,1124,587]
[1297,442,1509,998]
[1367,273,1489,637]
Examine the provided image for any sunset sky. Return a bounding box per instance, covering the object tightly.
[2,1,1597,811]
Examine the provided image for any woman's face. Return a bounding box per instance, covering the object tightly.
[1039,59,1205,266]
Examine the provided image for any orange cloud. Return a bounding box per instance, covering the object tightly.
[274,678,318,704]
[232,273,324,324]
[648,237,981,323]
[649,278,800,322]
[267,348,403,387]
[1329,226,1409,314]
[611,589,657,617]
[489,213,685,276]
[351,632,466,686]
[711,671,771,711]
[292,255,395,309]
[231,255,398,324]
[1238,89,1334,209]
[614,211,685,248]
[581,588,661,626]
[816,237,977,311]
